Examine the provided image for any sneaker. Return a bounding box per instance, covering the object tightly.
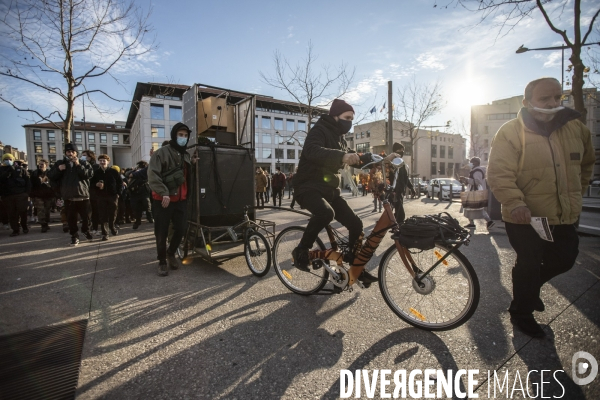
[487,220,496,229]
[291,246,310,272]
[147,218,154,223]
[372,208,377,213]
[90,230,97,236]
[510,315,546,338]
[110,228,118,236]
[158,260,169,276]
[358,270,379,288]
[101,235,108,241]
[167,253,180,270]
[41,224,49,233]
[464,223,476,229]
[22,227,29,234]
[70,236,80,246]
[9,231,19,237]
[83,231,93,241]
[132,223,140,230]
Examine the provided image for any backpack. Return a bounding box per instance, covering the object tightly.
[395,213,466,250]
[128,176,150,195]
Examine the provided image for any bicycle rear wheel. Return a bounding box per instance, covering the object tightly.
[378,243,479,331]
[244,229,271,277]
[273,226,328,295]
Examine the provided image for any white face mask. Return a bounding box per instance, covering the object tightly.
[528,103,564,115]
[80,156,87,162]
[468,163,473,169]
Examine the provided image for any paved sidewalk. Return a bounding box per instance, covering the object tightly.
[0,194,598,399]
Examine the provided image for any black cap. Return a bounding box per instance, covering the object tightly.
[65,143,77,153]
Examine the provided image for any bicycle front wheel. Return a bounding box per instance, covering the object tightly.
[244,229,271,277]
[273,226,328,295]
[379,243,480,331]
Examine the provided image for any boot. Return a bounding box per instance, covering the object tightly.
[41,224,49,233]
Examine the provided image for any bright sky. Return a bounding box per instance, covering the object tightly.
[1,0,596,151]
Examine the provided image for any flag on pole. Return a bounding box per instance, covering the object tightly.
[369,106,376,114]
[380,102,386,112]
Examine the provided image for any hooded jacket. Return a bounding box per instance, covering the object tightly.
[255,171,267,192]
[293,115,354,196]
[148,123,192,198]
[487,107,594,225]
[30,168,55,198]
[47,157,94,200]
[0,164,31,196]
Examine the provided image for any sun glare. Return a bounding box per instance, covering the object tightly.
[449,80,488,111]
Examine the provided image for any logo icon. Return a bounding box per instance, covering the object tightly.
[572,351,598,385]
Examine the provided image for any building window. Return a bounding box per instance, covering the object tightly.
[34,142,43,153]
[484,126,489,135]
[484,139,489,148]
[448,146,454,159]
[274,118,283,130]
[440,145,445,158]
[47,130,55,141]
[298,137,305,146]
[262,133,272,144]
[275,148,284,159]
[35,155,43,164]
[431,144,437,158]
[112,134,119,144]
[33,130,41,140]
[431,162,437,176]
[262,148,272,159]
[76,144,83,152]
[440,162,446,175]
[49,155,56,163]
[298,120,306,131]
[123,135,130,144]
[255,115,258,128]
[262,116,271,129]
[286,119,295,131]
[88,133,95,142]
[75,132,82,142]
[151,125,165,138]
[287,149,295,159]
[484,153,489,162]
[48,143,56,154]
[169,106,182,121]
[356,132,360,139]
[448,163,454,176]
[89,144,96,153]
[150,104,164,119]
[152,143,159,151]
[366,131,371,138]
[361,132,365,138]
[100,133,107,143]
[356,142,370,153]
[401,141,412,156]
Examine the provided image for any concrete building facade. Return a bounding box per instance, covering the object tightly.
[24,121,130,167]
[350,119,467,180]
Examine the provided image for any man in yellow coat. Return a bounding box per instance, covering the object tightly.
[487,77,594,338]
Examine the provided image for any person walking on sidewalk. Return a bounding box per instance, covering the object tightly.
[30,159,55,233]
[82,150,100,235]
[391,143,415,223]
[127,161,153,229]
[487,77,595,338]
[271,167,286,207]
[255,167,267,209]
[48,143,94,246]
[0,154,31,236]
[90,154,122,241]
[148,122,197,276]
[461,157,494,230]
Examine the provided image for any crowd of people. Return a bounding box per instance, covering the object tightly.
[0,144,153,244]
[254,166,296,208]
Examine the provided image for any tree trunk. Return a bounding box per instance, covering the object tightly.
[570,45,587,123]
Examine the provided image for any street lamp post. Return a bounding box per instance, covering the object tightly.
[516,42,600,91]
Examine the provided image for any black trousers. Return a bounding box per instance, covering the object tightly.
[296,190,363,251]
[394,196,406,223]
[67,199,90,236]
[255,192,264,207]
[0,199,8,224]
[96,195,118,235]
[505,222,579,317]
[90,195,99,231]
[4,193,28,232]
[153,199,188,262]
[131,195,152,224]
[272,188,284,207]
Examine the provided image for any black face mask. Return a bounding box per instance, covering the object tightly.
[398,152,404,158]
[337,119,352,135]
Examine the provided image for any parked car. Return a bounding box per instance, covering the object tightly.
[426,178,463,200]
[411,178,428,195]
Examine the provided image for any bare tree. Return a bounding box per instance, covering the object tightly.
[0,0,155,146]
[442,0,600,122]
[260,41,355,129]
[394,77,446,173]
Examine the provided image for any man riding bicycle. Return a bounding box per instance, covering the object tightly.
[291,99,397,286]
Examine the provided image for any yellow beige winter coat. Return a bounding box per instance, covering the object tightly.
[487,108,594,225]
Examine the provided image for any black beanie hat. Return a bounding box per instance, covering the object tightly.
[329,99,354,117]
[65,142,77,153]
[170,122,191,141]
